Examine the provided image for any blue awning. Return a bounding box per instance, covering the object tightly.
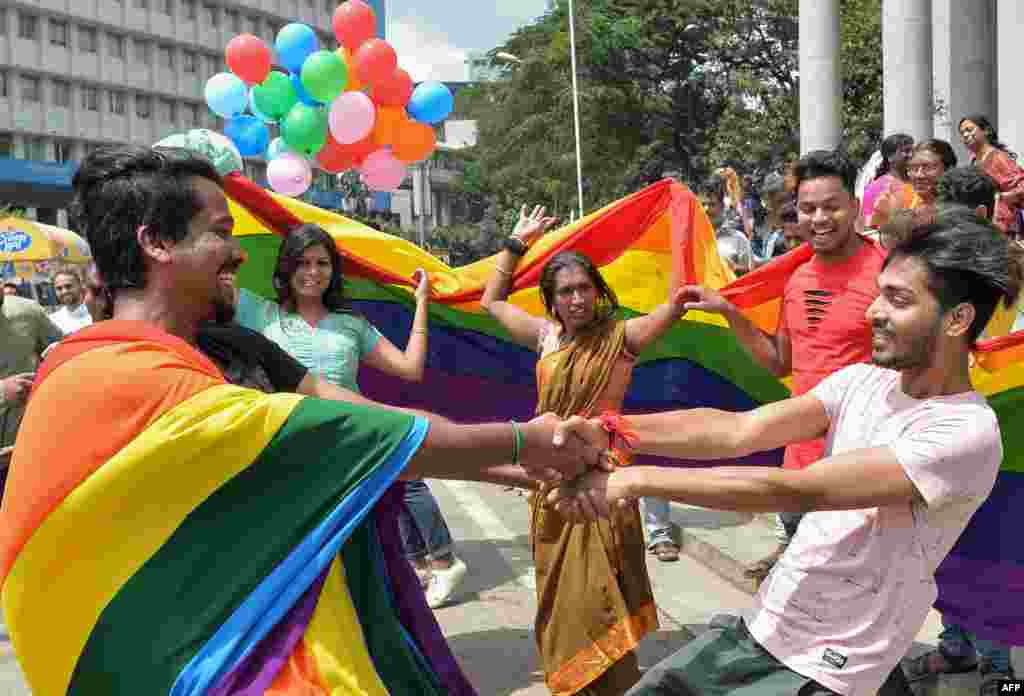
[0,158,78,208]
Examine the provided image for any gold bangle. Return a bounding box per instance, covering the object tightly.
[411,328,428,335]
[494,265,514,277]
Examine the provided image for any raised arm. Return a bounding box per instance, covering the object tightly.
[480,205,558,349]
[362,269,431,382]
[681,284,792,377]
[624,286,688,355]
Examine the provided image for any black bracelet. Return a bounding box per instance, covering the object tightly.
[503,236,528,256]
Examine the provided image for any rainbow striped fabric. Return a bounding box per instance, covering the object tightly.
[0,321,479,695]
[226,174,1024,645]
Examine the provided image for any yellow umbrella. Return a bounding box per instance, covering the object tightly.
[0,217,91,264]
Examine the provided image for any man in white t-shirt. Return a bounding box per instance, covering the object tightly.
[49,268,93,335]
[547,214,1016,696]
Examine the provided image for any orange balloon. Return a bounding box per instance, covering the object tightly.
[372,106,407,147]
[337,48,363,92]
[393,121,436,163]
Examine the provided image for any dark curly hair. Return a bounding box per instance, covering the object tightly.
[875,133,914,179]
[272,224,350,313]
[936,167,998,213]
[539,252,618,329]
[70,145,222,291]
[793,149,858,196]
[913,139,958,171]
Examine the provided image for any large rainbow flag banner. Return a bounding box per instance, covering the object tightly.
[227,174,1024,645]
[0,322,480,695]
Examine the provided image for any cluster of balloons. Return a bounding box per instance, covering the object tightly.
[204,0,454,196]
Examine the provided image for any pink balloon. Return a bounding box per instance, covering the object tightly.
[362,147,402,173]
[329,91,376,144]
[267,152,312,196]
[363,163,407,191]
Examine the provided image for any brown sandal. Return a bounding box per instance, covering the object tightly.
[651,541,680,562]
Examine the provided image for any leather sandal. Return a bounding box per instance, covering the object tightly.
[651,541,680,562]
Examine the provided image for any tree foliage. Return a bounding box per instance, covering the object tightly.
[455,0,883,235]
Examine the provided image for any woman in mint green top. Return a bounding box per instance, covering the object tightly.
[236,224,430,392]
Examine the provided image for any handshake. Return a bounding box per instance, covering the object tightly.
[516,413,638,522]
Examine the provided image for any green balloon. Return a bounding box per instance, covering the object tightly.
[251,72,298,122]
[281,103,328,157]
[300,50,348,104]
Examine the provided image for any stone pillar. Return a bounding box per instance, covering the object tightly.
[883,0,933,143]
[932,0,995,162]
[998,0,1024,154]
[799,0,842,153]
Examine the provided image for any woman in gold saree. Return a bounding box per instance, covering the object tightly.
[481,205,687,695]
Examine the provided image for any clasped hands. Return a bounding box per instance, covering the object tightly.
[517,413,635,522]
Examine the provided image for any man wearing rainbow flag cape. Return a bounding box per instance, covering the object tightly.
[0,145,602,695]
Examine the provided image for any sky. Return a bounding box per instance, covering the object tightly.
[385,0,549,82]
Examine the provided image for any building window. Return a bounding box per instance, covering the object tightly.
[182,0,196,20]
[54,140,73,163]
[0,71,7,98]
[203,3,219,27]
[26,137,47,161]
[225,9,240,34]
[247,15,260,35]
[18,12,38,40]
[21,75,40,102]
[159,45,174,69]
[134,0,149,8]
[0,9,6,34]
[134,39,149,62]
[183,51,197,73]
[53,80,71,108]
[109,90,126,115]
[136,95,152,119]
[159,0,174,15]
[108,33,125,59]
[81,86,100,111]
[185,103,199,126]
[0,134,13,158]
[49,19,68,47]
[159,98,176,122]
[79,27,98,54]
[207,55,220,76]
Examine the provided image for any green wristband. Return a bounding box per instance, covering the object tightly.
[510,420,523,466]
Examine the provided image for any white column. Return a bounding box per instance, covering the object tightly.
[998,0,1024,154]
[883,0,933,142]
[799,0,842,153]
[932,0,995,162]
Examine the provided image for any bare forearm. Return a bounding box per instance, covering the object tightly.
[623,466,813,513]
[624,409,752,459]
[723,305,788,377]
[472,464,540,490]
[402,298,429,381]
[403,421,518,480]
[481,250,519,310]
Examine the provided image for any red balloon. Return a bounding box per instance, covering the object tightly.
[318,136,359,173]
[225,34,272,85]
[336,135,378,168]
[353,39,398,87]
[333,1,378,52]
[373,68,414,107]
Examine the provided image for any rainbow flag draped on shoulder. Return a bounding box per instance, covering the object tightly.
[226,175,1024,645]
[0,321,478,695]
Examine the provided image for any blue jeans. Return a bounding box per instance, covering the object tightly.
[398,480,454,562]
[640,497,676,549]
[939,617,1012,674]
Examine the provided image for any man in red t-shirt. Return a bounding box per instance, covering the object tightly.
[681,149,886,583]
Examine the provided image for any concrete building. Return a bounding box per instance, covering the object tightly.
[799,0,1022,163]
[0,0,386,224]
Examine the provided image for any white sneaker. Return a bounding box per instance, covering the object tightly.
[425,557,468,609]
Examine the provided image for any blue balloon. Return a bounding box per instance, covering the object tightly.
[407,81,454,125]
[290,72,322,106]
[248,90,277,124]
[267,137,291,160]
[205,73,249,119]
[275,23,319,74]
[224,115,270,157]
